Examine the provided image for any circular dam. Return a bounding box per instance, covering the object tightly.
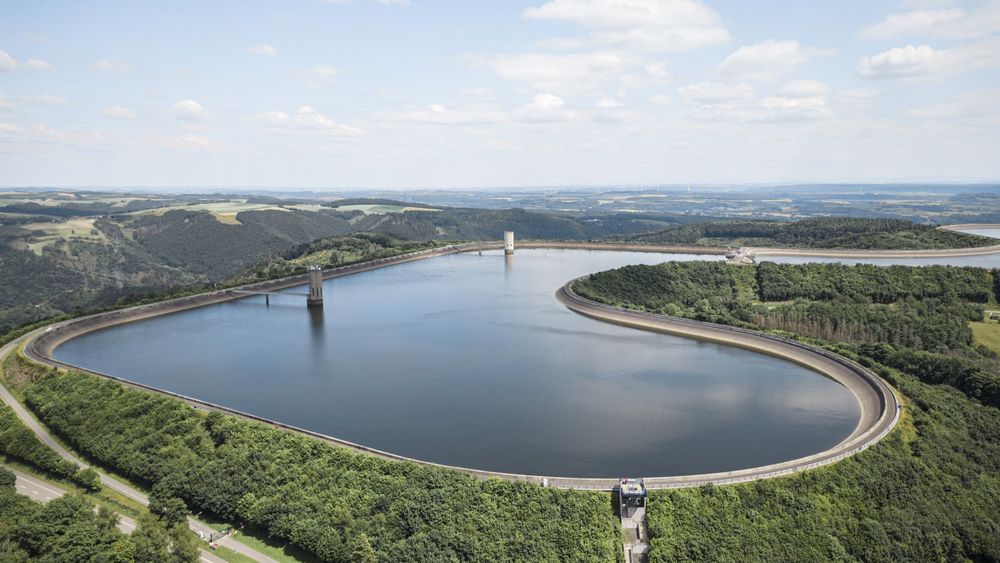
[31,246,908,486]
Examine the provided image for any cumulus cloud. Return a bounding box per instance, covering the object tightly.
[856,44,945,78]
[0,50,54,71]
[92,59,131,72]
[717,40,825,81]
[681,81,832,123]
[679,82,753,103]
[103,106,136,119]
[863,3,1000,40]
[247,44,277,56]
[597,97,623,108]
[252,106,364,134]
[171,99,214,121]
[854,38,1000,78]
[758,95,832,121]
[523,0,730,51]
[517,93,583,122]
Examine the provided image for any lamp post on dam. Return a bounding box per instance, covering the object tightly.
[306,266,324,307]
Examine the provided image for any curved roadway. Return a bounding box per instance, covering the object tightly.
[7,241,923,490]
[0,335,274,563]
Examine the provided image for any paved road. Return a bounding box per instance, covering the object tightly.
[6,463,138,534]
[0,336,273,563]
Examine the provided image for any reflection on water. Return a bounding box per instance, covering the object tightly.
[955,227,1000,241]
[57,249,865,477]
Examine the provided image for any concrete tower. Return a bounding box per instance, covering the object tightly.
[504,231,514,255]
[307,266,324,307]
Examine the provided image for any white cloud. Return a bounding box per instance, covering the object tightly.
[644,62,669,81]
[517,93,583,122]
[679,82,753,103]
[523,0,730,51]
[247,44,277,56]
[0,50,17,71]
[171,99,214,121]
[252,106,364,134]
[0,51,54,71]
[103,106,136,119]
[778,80,828,97]
[717,40,824,81]
[530,93,565,110]
[854,39,1000,78]
[299,64,337,88]
[863,3,1000,40]
[395,102,506,125]
[22,94,68,105]
[908,89,1000,121]
[169,134,220,151]
[25,58,54,70]
[92,59,131,72]
[324,0,410,4]
[758,95,832,121]
[482,52,632,95]
[857,44,944,78]
[597,97,623,108]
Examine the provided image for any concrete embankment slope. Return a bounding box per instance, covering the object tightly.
[749,224,1000,259]
[556,280,900,490]
[28,244,466,359]
[22,242,900,491]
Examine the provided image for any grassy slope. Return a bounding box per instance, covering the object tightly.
[971,312,1000,354]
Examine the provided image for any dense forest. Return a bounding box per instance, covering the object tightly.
[2,355,622,563]
[0,226,440,335]
[0,466,198,562]
[624,217,996,250]
[3,210,991,338]
[576,262,998,355]
[0,404,100,491]
[0,203,682,335]
[574,260,1000,561]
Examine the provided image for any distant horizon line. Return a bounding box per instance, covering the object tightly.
[3,181,999,194]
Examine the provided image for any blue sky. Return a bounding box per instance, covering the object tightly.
[1,0,998,188]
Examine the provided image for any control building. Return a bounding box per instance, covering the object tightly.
[307,266,324,307]
[504,231,514,255]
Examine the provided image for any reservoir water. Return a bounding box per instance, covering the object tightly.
[55,249,864,477]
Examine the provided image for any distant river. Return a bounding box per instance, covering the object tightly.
[54,248,895,478]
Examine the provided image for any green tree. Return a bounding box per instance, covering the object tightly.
[351,532,378,563]
[0,468,15,490]
[72,467,102,492]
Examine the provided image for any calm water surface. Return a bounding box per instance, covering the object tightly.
[57,249,866,477]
